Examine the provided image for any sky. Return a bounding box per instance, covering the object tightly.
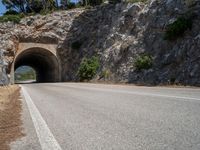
[0,0,6,15]
[0,0,78,15]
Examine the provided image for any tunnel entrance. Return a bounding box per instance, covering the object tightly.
[14,47,60,83]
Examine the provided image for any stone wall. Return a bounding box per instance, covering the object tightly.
[1,0,200,86]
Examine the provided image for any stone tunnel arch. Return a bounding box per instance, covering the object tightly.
[11,43,61,83]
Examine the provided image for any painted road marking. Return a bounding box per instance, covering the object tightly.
[20,86,62,150]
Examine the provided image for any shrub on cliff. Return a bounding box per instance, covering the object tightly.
[28,0,44,13]
[77,56,100,81]
[164,17,192,40]
[99,69,111,80]
[4,10,19,15]
[135,54,153,70]
[0,14,22,24]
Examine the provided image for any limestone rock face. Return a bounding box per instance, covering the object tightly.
[1,0,200,86]
[0,49,9,85]
[0,9,84,85]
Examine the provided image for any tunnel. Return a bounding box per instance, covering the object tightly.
[14,47,60,83]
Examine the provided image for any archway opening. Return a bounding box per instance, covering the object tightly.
[15,66,36,83]
[14,47,60,83]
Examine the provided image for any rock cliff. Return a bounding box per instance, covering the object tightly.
[1,0,200,86]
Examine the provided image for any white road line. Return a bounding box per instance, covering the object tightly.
[20,86,62,150]
[61,85,200,102]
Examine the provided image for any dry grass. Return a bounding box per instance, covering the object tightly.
[0,85,24,150]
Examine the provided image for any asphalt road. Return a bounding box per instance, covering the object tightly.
[11,83,200,150]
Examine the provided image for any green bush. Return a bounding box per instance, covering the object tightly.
[135,54,153,70]
[67,2,76,9]
[40,9,53,15]
[0,14,22,23]
[28,0,44,13]
[4,10,19,15]
[164,17,192,40]
[75,2,83,8]
[77,56,100,81]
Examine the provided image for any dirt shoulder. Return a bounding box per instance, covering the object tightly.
[0,85,24,150]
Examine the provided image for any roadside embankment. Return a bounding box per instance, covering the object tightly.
[0,85,24,150]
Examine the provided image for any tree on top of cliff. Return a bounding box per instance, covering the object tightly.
[2,0,58,13]
[2,0,26,12]
[82,0,103,6]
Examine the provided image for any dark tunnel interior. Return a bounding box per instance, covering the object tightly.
[14,48,60,83]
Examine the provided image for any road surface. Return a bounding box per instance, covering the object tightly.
[11,83,200,150]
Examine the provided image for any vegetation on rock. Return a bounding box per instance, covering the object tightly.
[0,14,23,23]
[1,0,105,15]
[4,10,19,15]
[164,17,193,40]
[0,0,148,23]
[77,56,100,81]
[1,0,200,86]
[100,69,111,80]
[2,0,56,13]
[135,54,153,71]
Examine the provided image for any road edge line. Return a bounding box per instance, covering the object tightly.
[20,85,62,150]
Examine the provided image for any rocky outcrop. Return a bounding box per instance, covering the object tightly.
[1,0,200,86]
[0,49,9,85]
[0,9,84,85]
[60,0,200,86]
